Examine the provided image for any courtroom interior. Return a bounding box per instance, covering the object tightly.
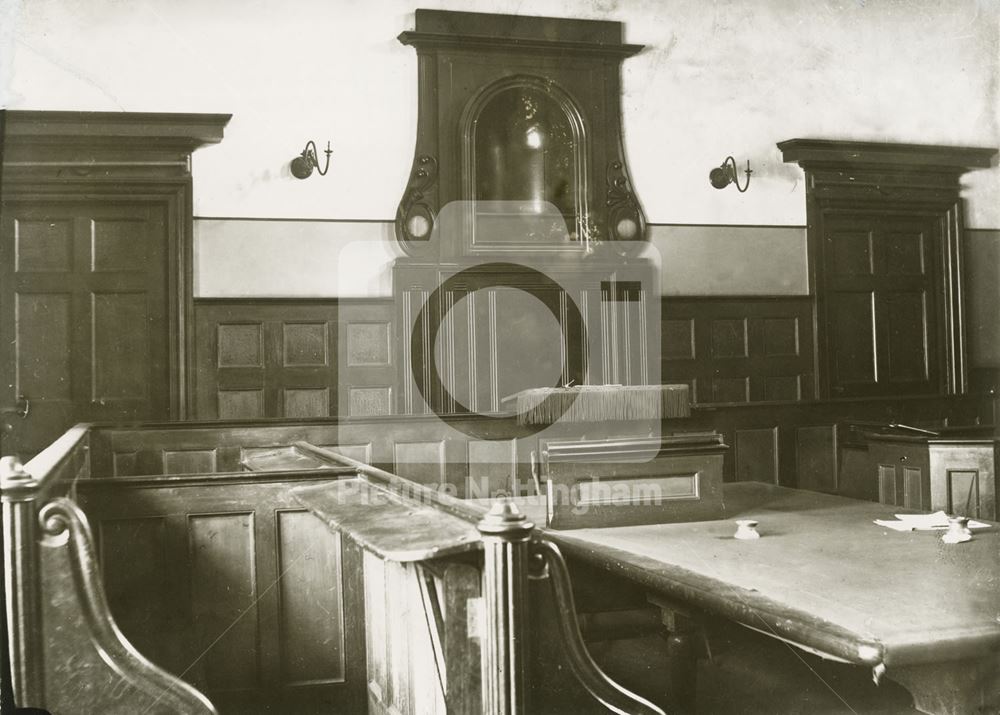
[1,2,999,714]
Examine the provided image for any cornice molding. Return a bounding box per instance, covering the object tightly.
[1,110,231,178]
[778,138,997,172]
[2,110,231,150]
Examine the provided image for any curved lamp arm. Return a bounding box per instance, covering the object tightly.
[709,156,752,192]
[290,140,332,179]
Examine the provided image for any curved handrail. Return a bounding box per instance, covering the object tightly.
[532,539,666,715]
[293,441,491,523]
[38,497,218,714]
[1,424,91,503]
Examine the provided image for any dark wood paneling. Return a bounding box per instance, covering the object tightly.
[393,440,447,486]
[198,295,814,417]
[795,425,838,492]
[2,201,173,458]
[662,297,816,404]
[778,139,994,398]
[467,438,518,497]
[189,512,260,690]
[194,300,344,420]
[276,511,345,685]
[339,301,396,417]
[395,262,657,415]
[823,214,939,397]
[734,428,778,483]
[1,110,229,457]
[88,387,991,494]
[78,474,366,714]
[99,516,177,672]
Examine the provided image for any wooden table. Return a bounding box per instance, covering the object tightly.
[512,482,1000,715]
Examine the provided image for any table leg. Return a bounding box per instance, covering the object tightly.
[889,654,1000,715]
[649,594,701,713]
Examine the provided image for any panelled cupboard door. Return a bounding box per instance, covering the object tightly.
[0,201,171,459]
[822,213,941,397]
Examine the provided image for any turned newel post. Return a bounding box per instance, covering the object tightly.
[477,499,535,715]
[1,456,43,706]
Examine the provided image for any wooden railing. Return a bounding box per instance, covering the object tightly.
[292,444,666,715]
[1,432,216,714]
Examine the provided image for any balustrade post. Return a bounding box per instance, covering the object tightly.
[1,456,43,706]
[477,499,534,715]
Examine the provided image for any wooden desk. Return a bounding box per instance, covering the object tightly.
[511,482,1000,715]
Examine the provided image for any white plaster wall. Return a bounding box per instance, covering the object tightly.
[4,0,998,227]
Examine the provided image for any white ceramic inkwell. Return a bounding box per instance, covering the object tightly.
[734,519,760,540]
[941,516,972,544]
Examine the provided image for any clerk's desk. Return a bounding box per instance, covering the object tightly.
[506,482,1000,715]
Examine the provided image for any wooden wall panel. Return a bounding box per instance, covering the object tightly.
[347,323,391,366]
[467,438,518,497]
[218,388,264,419]
[17,293,72,398]
[92,293,148,400]
[795,425,838,492]
[393,440,447,485]
[283,322,329,366]
[662,297,815,404]
[196,295,816,417]
[218,324,263,367]
[734,428,778,483]
[349,387,393,417]
[283,387,330,418]
[340,301,396,417]
[276,511,345,685]
[99,516,176,672]
[194,300,341,419]
[163,449,217,475]
[92,217,147,271]
[16,218,73,271]
[189,512,260,690]
[80,476,367,713]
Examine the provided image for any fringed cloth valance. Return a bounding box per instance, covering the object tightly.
[504,384,691,425]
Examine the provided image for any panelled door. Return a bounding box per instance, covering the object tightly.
[821,212,941,397]
[0,200,172,459]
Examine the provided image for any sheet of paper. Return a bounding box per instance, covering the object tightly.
[874,510,991,531]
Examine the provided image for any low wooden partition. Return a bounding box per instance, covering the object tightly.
[82,395,992,495]
[5,416,676,714]
[8,408,994,713]
[76,467,366,714]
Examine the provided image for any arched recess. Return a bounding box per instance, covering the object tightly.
[460,75,591,252]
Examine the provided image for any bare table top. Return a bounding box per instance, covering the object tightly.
[519,482,1000,669]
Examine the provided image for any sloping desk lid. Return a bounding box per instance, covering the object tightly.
[293,478,482,562]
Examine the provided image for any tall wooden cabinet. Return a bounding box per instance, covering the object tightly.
[0,111,230,458]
